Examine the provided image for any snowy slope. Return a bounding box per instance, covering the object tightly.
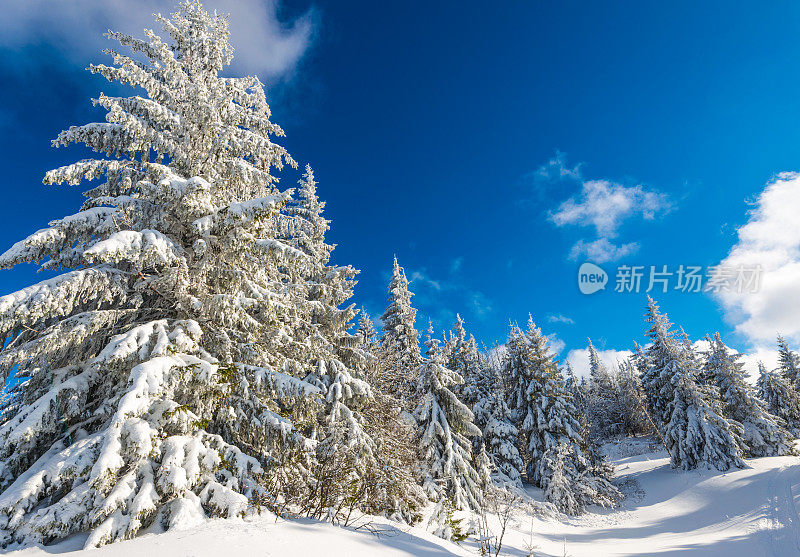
[511,439,800,556]
[10,438,800,557]
[7,515,473,557]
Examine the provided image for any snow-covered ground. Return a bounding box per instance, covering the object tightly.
[10,437,800,556]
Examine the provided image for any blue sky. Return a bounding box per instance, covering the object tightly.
[2,1,800,375]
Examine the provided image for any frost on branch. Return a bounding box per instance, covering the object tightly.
[0,321,299,547]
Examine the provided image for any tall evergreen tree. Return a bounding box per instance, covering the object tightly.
[378,257,421,404]
[355,309,378,382]
[703,334,793,457]
[615,357,652,437]
[278,166,379,524]
[352,310,424,525]
[0,2,369,547]
[588,339,614,393]
[414,326,484,539]
[564,362,588,415]
[357,309,378,353]
[564,361,578,395]
[586,339,620,438]
[757,362,800,436]
[777,335,800,388]
[443,314,480,402]
[502,318,619,513]
[503,318,568,482]
[466,357,524,489]
[641,299,744,471]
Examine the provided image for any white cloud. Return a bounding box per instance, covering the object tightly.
[713,172,800,349]
[566,346,634,379]
[568,238,639,264]
[547,313,575,325]
[0,0,315,82]
[551,179,669,238]
[540,154,670,263]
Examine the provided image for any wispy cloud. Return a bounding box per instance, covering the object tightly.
[409,270,441,291]
[469,291,492,316]
[405,257,493,332]
[547,313,575,325]
[534,151,582,183]
[540,153,671,263]
[0,0,316,82]
[568,238,638,263]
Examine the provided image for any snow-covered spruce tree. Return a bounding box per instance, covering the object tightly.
[641,299,744,470]
[443,314,480,402]
[0,2,373,547]
[357,386,427,525]
[465,356,524,489]
[502,318,619,513]
[639,302,679,426]
[414,325,485,539]
[282,165,368,387]
[757,362,800,436]
[563,361,595,473]
[564,362,577,396]
[503,317,575,482]
[378,257,421,406]
[354,309,379,381]
[349,313,425,525]
[273,166,379,523]
[540,442,617,516]
[357,309,379,356]
[444,316,474,401]
[777,335,800,389]
[564,361,588,415]
[502,321,536,428]
[588,339,614,394]
[615,357,652,437]
[441,316,519,486]
[585,339,622,439]
[703,334,793,457]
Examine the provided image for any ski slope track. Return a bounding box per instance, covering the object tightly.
[8,439,800,556]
